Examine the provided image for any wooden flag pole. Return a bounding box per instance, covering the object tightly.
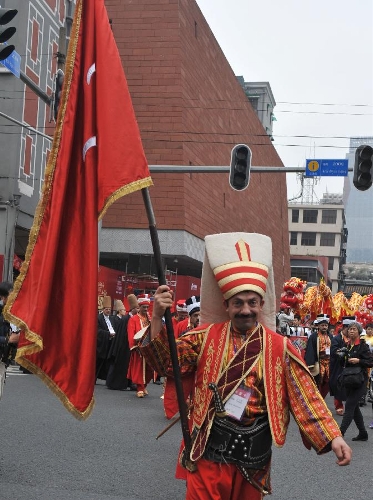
[141,188,193,466]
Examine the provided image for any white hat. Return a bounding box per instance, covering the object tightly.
[200,233,275,331]
[186,296,200,315]
[342,316,355,326]
[316,314,330,324]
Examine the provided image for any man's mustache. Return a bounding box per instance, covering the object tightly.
[234,313,256,319]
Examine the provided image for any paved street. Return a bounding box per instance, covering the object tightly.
[1,369,372,500]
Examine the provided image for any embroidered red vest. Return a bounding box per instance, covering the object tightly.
[189,321,291,462]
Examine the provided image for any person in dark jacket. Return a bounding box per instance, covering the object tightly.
[339,321,373,441]
[96,296,117,381]
[106,300,132,390]
[305,314,333,398]
[330,317,354,415]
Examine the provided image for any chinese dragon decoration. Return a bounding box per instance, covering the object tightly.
[281,278,372,326]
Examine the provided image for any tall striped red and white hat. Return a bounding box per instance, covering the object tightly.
[200,233,275,331]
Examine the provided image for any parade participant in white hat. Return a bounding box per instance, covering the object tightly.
[140,233,351,499]
[305,314,333,398]
[127,294,153,398]
[174,296,201,338]
[171,299,188,336]
[164,296,201,417]
[175,299,188,320]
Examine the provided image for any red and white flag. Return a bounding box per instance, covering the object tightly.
[4,0,152,419]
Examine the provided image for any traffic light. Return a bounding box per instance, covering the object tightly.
[0,8,18,61]
[353,145,373,191]
[54,69,64,120]
[229,144,252,191]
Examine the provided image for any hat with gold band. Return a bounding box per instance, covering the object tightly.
[200,233,275,331]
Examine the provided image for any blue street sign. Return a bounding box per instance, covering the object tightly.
[305,159,349,177]
[0,49,21,78]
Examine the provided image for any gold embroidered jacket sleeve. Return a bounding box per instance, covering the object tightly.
[285,348,342,453]
[139,326,205,377]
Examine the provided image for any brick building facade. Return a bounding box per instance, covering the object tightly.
[99,0,290,302]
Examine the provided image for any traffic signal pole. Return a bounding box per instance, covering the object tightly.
[149,165,353,173]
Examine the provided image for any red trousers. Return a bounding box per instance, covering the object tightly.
[185,459,263,500]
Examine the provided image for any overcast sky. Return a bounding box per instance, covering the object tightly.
[196,0,373,200]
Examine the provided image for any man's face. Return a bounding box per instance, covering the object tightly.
[189,311,200,328]
[139,304,149,315]
[103,307,111,316]
[293,318,300,327]
[131,306,140,315]
[318,322,329,333]
[177,311,188,321]
[225,291,264,334]
[118,308,126,316]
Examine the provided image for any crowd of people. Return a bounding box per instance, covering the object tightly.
[275,306,373,436]
[96,291,202,405]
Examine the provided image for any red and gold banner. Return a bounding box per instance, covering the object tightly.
[4,0,152,419]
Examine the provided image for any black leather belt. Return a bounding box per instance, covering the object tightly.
[204,414,272,469]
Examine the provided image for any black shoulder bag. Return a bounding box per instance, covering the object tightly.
[338,365,364,389]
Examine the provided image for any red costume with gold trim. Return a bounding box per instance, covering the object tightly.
[127,313,152,386]
[140,321,341,494]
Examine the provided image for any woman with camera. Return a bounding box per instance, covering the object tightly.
[338,321,373,441]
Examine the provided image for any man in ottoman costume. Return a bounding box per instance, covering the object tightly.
[305,314,333,398]
[172,299,188,334]
[140,233,351,499]
[127,294,153,397]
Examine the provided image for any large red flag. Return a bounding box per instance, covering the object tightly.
[4,0,152,419]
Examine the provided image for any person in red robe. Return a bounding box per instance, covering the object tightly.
[172,299,188,336]
[127,294,153,398]
[164,296,201,417]
[140,233,351,500]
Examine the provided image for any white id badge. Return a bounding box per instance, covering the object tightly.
[325,347,330,355]
[224,386,252,421]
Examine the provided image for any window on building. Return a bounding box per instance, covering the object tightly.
[290,267,321,283]
[290,232,297,245]
[328,257,334,271]
[301,232,316,246]
[292,209,299,223]
[320,233,336,246]
[249,97,258,111]
[303,210,318,223]
[322,209,337,224]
